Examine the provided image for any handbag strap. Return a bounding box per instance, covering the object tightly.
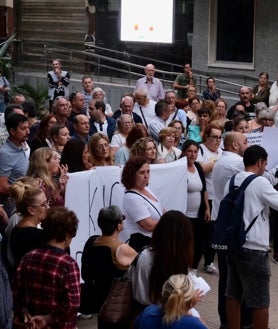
[139,106,148,129]
[125,190,162,218]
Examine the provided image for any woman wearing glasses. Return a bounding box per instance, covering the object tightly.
[9,178,48,272]
[168,120,186,150]
[196,123,223,275]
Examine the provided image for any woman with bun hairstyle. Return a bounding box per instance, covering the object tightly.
[9,178,48,271]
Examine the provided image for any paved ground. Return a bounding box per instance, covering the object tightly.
[77,255,278,329]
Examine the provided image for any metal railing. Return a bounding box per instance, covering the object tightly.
[16,40,271,98]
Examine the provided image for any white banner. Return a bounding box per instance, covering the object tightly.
[65,158,188,266]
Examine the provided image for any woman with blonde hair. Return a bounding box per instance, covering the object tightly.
[211,98,229,124]
[27,147,68,206]
[9,178,48,271]
[134,274,207,328]
[156,127,181,163]
[130,137,157,164]
[88,133,113,166]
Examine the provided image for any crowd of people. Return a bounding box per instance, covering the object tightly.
[0,59,278,329]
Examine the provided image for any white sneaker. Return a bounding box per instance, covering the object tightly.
[189,269,198,277]
[78,313,93,320]
[203,263,219,275]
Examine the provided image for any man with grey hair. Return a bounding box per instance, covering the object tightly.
[135,63,165,102]
[133,88,156,129]
[113,95,142,124]
[164,90,188,128]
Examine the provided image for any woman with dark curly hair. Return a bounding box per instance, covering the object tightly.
[130,137,157,164]
[121,156,164,251]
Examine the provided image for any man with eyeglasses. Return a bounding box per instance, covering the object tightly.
[173,63,197,100]
[135,64,165,102]
[88,100,116,142]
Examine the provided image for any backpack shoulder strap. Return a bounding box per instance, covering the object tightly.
[229,173,257,192]
[240,174,258,190]
[229,175,236,191]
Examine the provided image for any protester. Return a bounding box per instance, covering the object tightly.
[134,274,208,329]
[121,156,164,251]
[13,207,80,329]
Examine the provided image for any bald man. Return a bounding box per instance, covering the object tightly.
[134,63,165,102]
[211,131,250,328]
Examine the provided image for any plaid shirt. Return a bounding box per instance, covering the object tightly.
[13,246,80,329]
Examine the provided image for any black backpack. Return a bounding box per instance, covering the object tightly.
[211,174,259,253]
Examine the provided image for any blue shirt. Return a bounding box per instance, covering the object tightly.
[135,305,208,329]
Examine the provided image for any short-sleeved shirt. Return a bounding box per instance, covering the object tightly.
[123,188,163,237]
[0,139,29,213]
[174,73,197,99]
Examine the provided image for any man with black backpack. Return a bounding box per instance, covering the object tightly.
[211,131,251,329]
[225,145,278,329]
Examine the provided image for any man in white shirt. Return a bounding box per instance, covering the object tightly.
[133,88,156,129]
[211,132,249,329]
[225,145,278,329]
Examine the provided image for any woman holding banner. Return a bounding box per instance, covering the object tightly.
[121,156,165,252]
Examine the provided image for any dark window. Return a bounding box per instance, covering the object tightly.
[216,0,254,63]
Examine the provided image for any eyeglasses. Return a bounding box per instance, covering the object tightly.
[33,201,49,209]
[198,113,209,118]
[96,143,109,150]
[174,127,183,131]
[209,135,222,141]
[261,118,273,122]
[119,215,126,223]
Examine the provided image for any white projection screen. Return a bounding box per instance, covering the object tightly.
[120,0,174,44]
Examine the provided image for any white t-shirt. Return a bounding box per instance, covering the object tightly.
[133,100,156,128]
[211,151,244,220]
[157,144,181,163]
[122,188,163,238]
[110,133,126,148]
[186,167,203,218]
[197,144,223,200]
